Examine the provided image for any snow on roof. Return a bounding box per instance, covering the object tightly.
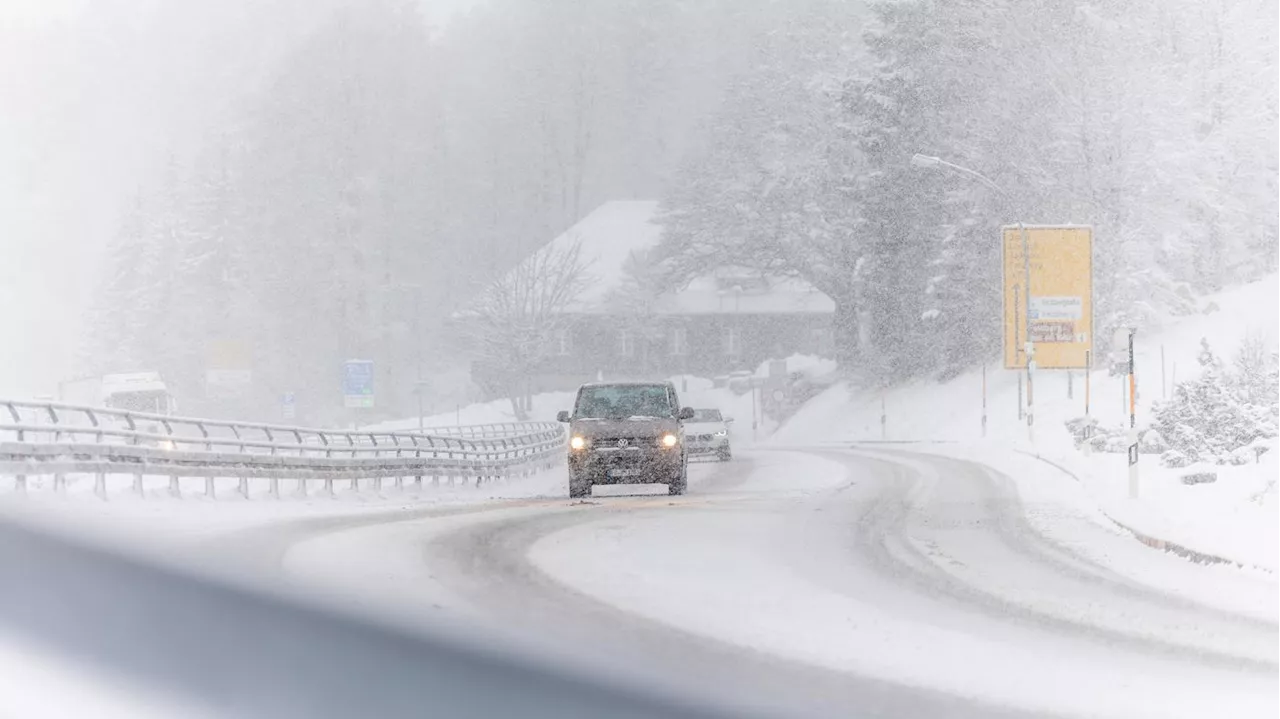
[653,275,835,315]
[509,200,833,315]
[539,200,663,312]
[102,372,167,394]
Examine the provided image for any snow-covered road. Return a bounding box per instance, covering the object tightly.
[182,447,1277,719]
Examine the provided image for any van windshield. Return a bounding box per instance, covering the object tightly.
[574,385,673,420]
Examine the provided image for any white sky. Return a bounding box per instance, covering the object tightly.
[0,0,475,397]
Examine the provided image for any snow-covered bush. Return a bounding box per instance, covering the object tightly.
[1064,415,1100,445]
[1153,338,1279,466]
[1233,333,1280,407]
[1139,428,1168,453]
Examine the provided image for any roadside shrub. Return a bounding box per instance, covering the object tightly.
[1153,337,1279,466]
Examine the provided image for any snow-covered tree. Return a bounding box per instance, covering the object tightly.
[1233,332,1280,408]
[464,240,590,419]
[1155,337,1279,465]
[656,0,869,366]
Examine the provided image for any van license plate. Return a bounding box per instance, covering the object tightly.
[608,468,641,478]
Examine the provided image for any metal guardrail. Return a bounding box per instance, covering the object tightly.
[0,400,757,718]
[408,421,552,439]
[0,398,565,498]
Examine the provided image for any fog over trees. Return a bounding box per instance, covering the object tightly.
[79,0,1276,421]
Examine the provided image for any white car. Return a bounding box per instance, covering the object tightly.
[683,409,733,461]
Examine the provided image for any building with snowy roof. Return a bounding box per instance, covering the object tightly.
[466,200,835,396]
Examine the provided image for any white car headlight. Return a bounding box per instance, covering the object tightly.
[570,435,587,450]
[660,433,679,448]
[714,430,728,437]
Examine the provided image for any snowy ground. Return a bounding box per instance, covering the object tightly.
[152,448,1274,719]
[2,451,1274,718]
[1,289,1275,717]
[0,466,569,554]
[0,632,208,719]
[774,273,1279,572]
[524,450,1275,718]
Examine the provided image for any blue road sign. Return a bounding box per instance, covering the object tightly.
[343,360,374,408]
[281,392,297,420]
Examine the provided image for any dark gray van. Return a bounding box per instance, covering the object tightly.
[556,381,695,497]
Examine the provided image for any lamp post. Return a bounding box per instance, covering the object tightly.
[910,154,1035,442]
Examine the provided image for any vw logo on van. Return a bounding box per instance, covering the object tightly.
[617,438,629,447]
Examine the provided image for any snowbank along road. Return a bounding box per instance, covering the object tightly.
[169,447,1277,719]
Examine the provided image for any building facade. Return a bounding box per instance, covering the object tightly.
[466,201,836,398]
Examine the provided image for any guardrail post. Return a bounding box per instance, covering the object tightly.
[443,440,455,487]
[54,473,66,495]
[427,437,439,487]
[390,436,405,491]
[10,405,26,495]
[319,432,334,497]
[134,472,144,497]
[205,476,216,499]
[169,475,180,499]
[239,476,249,499]
[411,437,422,490]
[270,478,280,500]
[94,472,107,500]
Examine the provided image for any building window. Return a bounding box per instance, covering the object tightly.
[715,276,769,294]
[618,330,635,357]
[670,326,688,356]
[724,327,740,356]
[554,328,572,356]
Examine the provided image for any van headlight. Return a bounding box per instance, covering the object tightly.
[714,430,728,437]
[660,433,679,448]
[570,435,587,451]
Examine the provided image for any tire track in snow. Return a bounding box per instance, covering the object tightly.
[827,448,1277,672]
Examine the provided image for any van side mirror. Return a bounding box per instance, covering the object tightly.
[556,410,571,423]
[678,407,695,420]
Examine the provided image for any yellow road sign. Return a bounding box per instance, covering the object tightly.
[1002,225,1093,370]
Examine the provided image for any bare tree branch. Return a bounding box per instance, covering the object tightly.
[465,237,591,418]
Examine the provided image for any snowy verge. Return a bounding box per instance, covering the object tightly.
[866,441,1278,621]
[772,273,1279,576]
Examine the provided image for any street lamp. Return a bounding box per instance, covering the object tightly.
[910,153,1036,440]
